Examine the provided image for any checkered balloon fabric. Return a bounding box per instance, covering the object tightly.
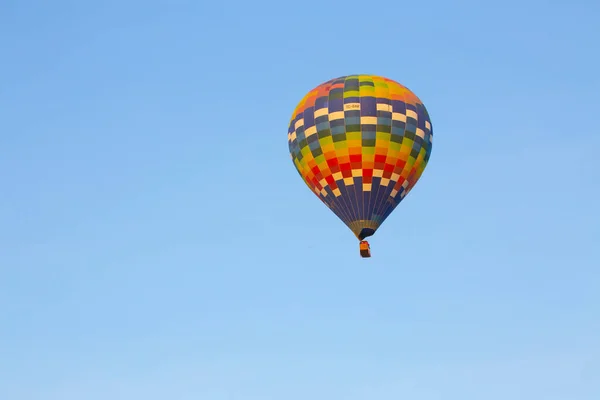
[287,75,433,240]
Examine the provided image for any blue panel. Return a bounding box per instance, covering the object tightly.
[360,96,377,116]
[391,100,406,113]
[331,125,346,135]
[306,133,318,144]
[315,115,329,124]
[295,125,306,143]
[303,106,315,128]
[361,128,376,140]
[391,122,405,137]
[315,96,328,109]
[329,97,344,112]
[345,116,360,125]
[330,118,345,127]
[316,121,329,132]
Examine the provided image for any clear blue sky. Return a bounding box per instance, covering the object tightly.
[1,0,599,399]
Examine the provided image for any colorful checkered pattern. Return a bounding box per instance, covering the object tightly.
[288,75,433,240]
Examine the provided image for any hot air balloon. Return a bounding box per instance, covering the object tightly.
[287,74,433,258]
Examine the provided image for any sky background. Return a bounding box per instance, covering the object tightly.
[1,0,599,399]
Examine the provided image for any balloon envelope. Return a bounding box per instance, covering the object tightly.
[287,74,433,240]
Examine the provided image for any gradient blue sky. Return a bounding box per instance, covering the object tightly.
[1,0,599,399]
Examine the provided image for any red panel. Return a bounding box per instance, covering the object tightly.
[349,154,362,163]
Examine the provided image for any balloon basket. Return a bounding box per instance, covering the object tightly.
[359,240,371,258]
